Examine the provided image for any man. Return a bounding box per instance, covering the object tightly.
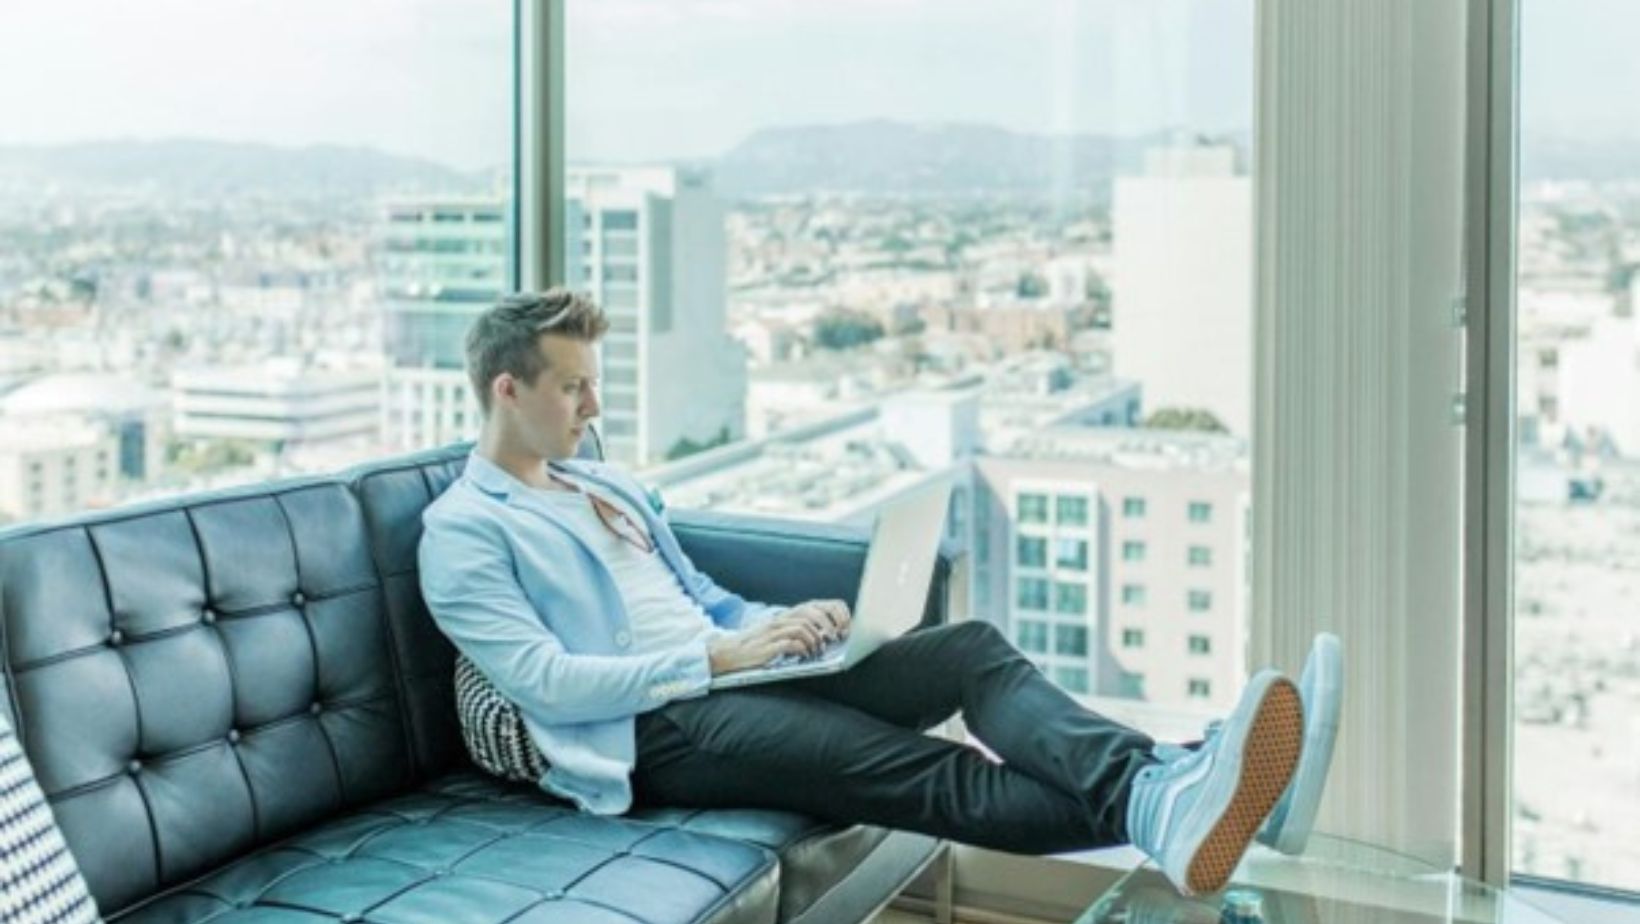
[419,290,1344,896]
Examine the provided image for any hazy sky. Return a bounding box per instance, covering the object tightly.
[0,0,1632,171]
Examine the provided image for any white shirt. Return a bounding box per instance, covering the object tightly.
[530,478,718,655]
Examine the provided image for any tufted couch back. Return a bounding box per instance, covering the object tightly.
[0,443,475,916]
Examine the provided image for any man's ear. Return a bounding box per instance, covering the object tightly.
[491,373,515,408]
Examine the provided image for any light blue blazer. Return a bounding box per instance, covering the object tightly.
[417,451,782,813]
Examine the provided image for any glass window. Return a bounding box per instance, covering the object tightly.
[1054,537,1088,571]
[568,0,1256,718]
[1187,589,1212,612]
[1188,501,1213,523]
[1017,493,1050,523]
[1123,540,1147,562]
[1122,628,1145,649]
[1122,584,1147,607]
[1188,545,1213,566]
[1188,634,1212,655]
[1055,495,1089,526]
[1014,619,1048,654]
[1119,673,1146,699]
[1054,624,1088,657]
[1015,535,1047,568]
[1512,0,1640,891]
[602,210,639,231]
[1015,577,1050,611]
[602,264,639,283]
[1053,582,1086,615]
[0,1,515,522]
[1187,678,1212,699]
[1053,665,1089,694]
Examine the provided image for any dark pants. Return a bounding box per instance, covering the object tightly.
[632,621,1157,854]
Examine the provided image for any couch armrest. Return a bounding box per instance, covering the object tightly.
[668,509,960,630]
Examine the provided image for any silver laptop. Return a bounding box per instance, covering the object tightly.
[710,478,953,690]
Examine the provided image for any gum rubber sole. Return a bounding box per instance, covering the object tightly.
[1184,677,1304,895]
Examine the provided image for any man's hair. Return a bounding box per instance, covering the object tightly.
[465,288,608,414]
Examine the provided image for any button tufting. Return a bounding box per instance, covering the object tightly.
[126,759,142,775]
[291,591,306,606]
[340,913,361,924]
[227,729,241,745]
[309,702,323,716]
[108,630,124,646]
[202,608,217,625]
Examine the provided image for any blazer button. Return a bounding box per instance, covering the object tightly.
[614,630,631,647]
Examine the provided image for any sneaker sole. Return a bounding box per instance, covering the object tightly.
[1184,677,1304,895]
[1265,635,1344,854]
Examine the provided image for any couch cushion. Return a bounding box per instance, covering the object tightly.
[0,483,415,916]
[350,447,470,781]
[631,808,889,922]
[115,771,777,924]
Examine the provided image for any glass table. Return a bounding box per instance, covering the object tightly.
[1076,835,1573,923]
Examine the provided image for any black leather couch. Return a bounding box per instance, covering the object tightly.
[0,442,954,924]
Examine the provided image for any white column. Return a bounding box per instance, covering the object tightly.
[1253,0,1467,864]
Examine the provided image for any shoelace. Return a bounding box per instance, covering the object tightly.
[1142,722,1224,782]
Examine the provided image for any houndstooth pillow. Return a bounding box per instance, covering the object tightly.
[0,711,100,924]
[454,655,548,783]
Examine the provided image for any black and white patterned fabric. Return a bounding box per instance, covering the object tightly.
[0,714,100,924]
[453,655,548,783]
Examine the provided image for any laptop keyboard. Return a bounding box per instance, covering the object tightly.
[767,641,845,669]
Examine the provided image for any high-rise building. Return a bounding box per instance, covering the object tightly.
[379,197,510,451]
[566,166,746,467]
[379,169,747,467]
[1113,144,1253,436]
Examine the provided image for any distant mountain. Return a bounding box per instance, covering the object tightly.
[710,120,1198,199]
[1522,134,1640,184]
[0,139,491,200]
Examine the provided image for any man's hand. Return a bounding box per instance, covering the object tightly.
[705,600,853,676]
[781,599,852,646]
[707,620,819,676]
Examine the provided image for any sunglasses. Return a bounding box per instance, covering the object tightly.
[546,470,655,555]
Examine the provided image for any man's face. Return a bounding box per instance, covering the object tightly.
[503,334,601,460]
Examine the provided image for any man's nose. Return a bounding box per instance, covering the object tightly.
[581,384,600,419]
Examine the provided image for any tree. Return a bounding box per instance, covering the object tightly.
[666,426,733,462]
[813,310,885,351]
[1016,271,1048,299]
[1144,407,1229,434]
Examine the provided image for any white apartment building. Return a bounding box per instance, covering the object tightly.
[1112,144,1253,436]
[0,418,120,523]
[173,362,380,446]
[973,429,1250,712]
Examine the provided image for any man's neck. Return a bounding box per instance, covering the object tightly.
[476,429,564,490]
